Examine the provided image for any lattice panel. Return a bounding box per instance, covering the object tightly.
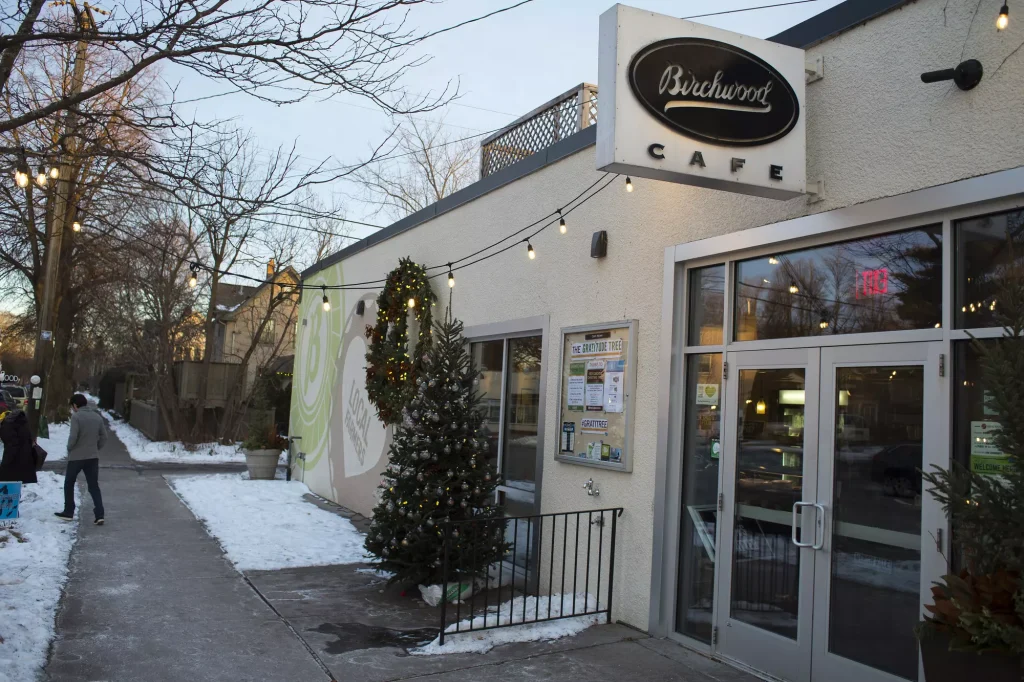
[481,87,598,178]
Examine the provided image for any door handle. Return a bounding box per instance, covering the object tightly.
[791,501,815,547]
[812,503,826,550]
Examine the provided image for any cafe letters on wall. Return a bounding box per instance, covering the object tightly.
[556,321,638,472]
[597,4,807,200]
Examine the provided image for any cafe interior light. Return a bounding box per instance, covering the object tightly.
[755,399,767,415]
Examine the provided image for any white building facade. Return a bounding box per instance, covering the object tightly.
[290,2,1024,680]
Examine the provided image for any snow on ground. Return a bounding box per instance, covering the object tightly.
[0,473,79,681]
[168,473,366,571]
[413,593,601,655]
[36,422,70,463]
[104,417,280,465]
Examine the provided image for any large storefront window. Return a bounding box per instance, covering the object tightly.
[734,226,942,341]
[676,353,722,642]
[955,209,1024,329]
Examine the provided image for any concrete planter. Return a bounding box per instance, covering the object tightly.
[244,449,281,480]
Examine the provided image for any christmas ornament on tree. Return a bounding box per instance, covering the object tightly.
[365,313,507,586]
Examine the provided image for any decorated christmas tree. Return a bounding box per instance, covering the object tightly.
[365,313,506,586]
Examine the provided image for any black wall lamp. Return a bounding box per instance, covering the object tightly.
[921,59,983,91]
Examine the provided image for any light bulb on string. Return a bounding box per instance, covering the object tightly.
[788,283,799,294]
[558,210,566,234]
[321,286,331,312]
[625,176,633,192]
[447,268,455,288]
[14,170,28,188]
[72,220,82,232]
[35,167,47,187]
[408,297,416,308]
[527,241,536,260]
[49,167,59,179]
[997,3,1009,29]
[187,264,198,289]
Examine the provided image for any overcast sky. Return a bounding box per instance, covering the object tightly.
[168,0,845,245]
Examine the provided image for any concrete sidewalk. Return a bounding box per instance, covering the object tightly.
[44,433,329,681]
[44,428,757,681]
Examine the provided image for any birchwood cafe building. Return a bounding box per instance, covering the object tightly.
[288,1,1024,680]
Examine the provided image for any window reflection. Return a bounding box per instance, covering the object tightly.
[735,227,942,341]
[956,209,1024,329]
[731,368,805,640]
[471,340,504,469]
[829,366,923,681]
[676,353,722,642]
[504,337,542,491]
[689,265,725,345]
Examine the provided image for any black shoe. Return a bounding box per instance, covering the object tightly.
[54,512,73,521]
[94,518,104,526]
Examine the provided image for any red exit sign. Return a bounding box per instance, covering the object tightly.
[857,268,889,298]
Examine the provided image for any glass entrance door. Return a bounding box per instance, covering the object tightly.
[716,348,820,682]
[811,343,946,682]
[715,343,946,682]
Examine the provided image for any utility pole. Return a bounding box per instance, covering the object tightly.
[28,0,101,435]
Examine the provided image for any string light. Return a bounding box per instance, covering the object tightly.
[72,220,82,232]
[997,3,1009,30]
[408,297,416,308]
[819,316,829,330]
[35,167,47,187]
[625,176,633,192]
[49,167,59,179]
[321,286,331,312]
[558,210,566,234]
[768,256,779,265]
[789,283,799,294]
[447,266,455,288]
[187,263,198,288]
[14,170,28,188]
[527,241,536,260]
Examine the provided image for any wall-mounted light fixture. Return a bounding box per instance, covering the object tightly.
[921,59,983,91]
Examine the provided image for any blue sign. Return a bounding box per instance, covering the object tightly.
[0,481,21,520]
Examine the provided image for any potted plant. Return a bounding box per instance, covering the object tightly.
[242,417,285,480]
[917,266,1024,680]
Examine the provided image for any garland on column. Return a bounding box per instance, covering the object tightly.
[365,257,437,425]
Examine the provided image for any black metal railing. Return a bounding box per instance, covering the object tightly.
[438,507,623,645]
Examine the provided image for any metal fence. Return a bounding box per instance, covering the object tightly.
[438,507,622,645]
[480,83,598,178]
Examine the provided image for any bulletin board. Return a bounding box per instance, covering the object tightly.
[554,320,638,472]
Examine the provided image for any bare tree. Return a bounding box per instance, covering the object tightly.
[356,115,478,221]
[0,0,457,134]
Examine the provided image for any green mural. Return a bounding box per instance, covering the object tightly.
[290,265,346,471]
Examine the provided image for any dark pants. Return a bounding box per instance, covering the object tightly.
[64,458,104,520]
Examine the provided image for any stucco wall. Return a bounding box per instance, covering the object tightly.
[289,0,1024,632]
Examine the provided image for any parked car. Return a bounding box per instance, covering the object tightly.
[1,384,27,409]
[0,390,13,414]
[870,443,923,498]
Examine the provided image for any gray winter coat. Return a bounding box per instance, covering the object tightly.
[67,404,108,461]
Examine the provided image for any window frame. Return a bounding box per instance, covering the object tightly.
[464,315,548,511]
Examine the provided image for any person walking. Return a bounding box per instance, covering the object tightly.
[0,409,38,484]
[56,394,107,525]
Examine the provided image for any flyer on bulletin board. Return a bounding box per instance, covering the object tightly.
[557,323,635,470]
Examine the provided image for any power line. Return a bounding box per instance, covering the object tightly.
[683,0,822,21]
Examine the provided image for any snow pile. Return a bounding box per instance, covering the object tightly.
[413,592,601,655]
[0,473,79,681]
[168,474,366,571]
[37,422,70,463]
[104,418,277,464]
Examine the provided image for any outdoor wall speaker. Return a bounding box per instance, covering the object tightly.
[356,300,366,316]
[591,230,608,258]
